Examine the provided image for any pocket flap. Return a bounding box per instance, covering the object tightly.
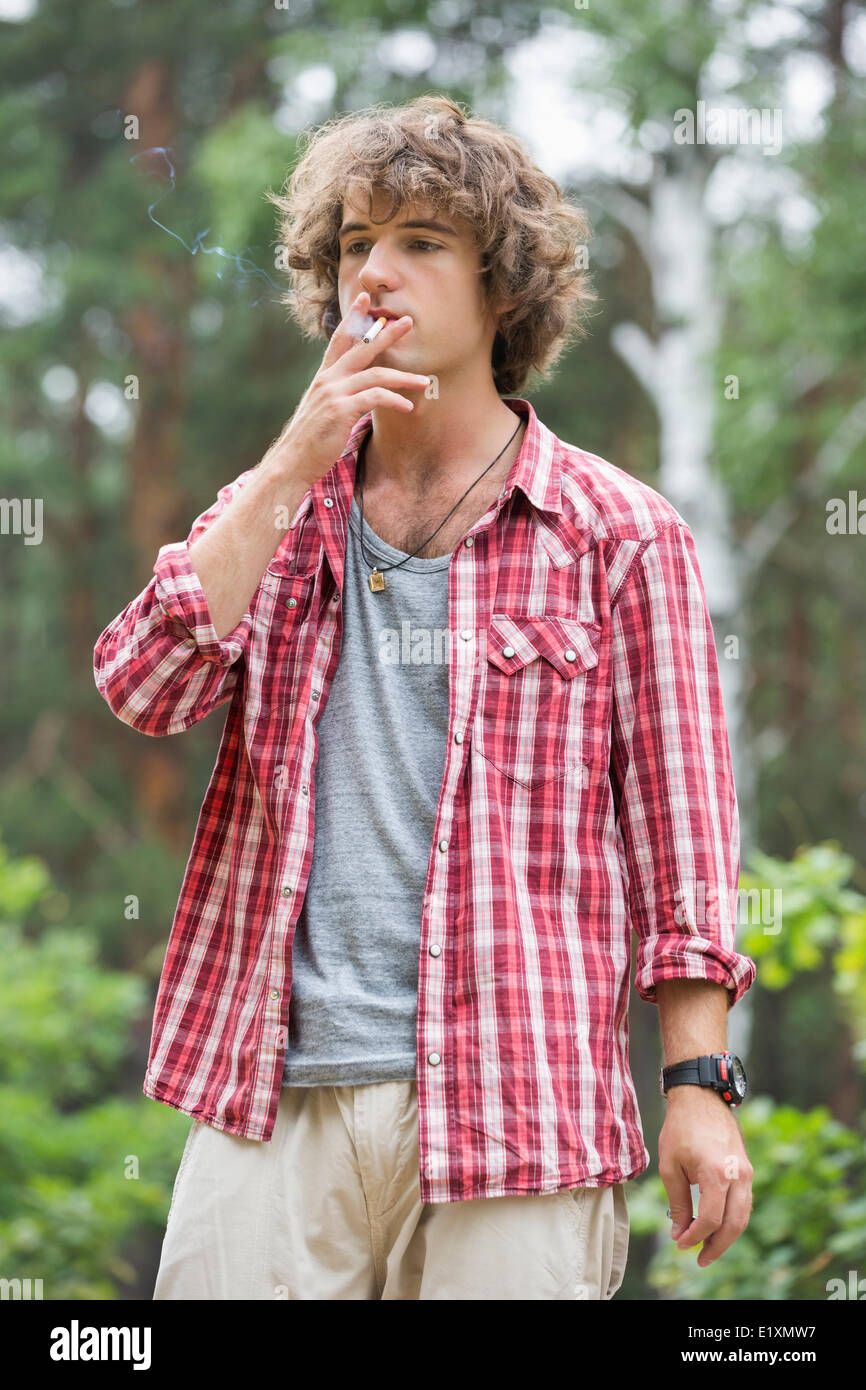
[486,614,601,678]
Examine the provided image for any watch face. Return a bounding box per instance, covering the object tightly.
[730,1055,747,1098]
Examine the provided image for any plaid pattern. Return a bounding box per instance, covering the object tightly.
[94,397,755,1202]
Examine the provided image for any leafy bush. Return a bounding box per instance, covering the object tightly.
[621,841,866,1300]
[0,842,191,1299]
[629,1098,866,1300]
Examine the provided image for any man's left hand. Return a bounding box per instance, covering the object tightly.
[658,1085,754,1267]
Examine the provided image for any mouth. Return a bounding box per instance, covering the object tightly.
[360,306,410,344]
[346,305,411,344]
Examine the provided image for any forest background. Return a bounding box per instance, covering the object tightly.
[0,0,864,1300]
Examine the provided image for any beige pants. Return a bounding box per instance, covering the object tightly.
[153,1078,629,1301]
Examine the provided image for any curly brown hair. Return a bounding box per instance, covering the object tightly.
[266,94,598,396]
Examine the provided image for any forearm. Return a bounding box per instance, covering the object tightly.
[655,978,728,1067]
[188,448,311,640]
[655,979,752,1262]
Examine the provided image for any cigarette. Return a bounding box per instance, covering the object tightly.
[362,315,388,344]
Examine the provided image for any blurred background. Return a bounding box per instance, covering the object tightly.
[1,0,864,1300]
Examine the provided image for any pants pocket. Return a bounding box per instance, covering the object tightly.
[166,1118,201,1227]
[558,1186,592,1297]
[603,1183,630,1300]
[565,1183,630,1300]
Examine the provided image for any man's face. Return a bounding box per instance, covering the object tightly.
[336,184,500,380]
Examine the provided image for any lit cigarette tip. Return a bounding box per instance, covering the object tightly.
[362,315,388,344]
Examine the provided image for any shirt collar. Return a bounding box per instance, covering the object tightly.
[329,396,564,519]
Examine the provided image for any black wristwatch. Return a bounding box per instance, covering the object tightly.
[659,1051,747,1107]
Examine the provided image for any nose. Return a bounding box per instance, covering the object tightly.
[357,240,400,296]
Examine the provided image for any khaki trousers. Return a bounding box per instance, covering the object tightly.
[153,1078,630,1301]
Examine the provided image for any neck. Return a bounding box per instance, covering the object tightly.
[359,372,525,498]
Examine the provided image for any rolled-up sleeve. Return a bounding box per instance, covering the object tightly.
[93,470,256,736]
[608,518,756,1008]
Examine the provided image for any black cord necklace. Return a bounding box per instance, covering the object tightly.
[355,417,523,592]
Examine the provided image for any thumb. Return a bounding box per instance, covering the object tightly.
[665,1177,693,1238]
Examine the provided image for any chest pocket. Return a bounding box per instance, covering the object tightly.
[472,613,602,790]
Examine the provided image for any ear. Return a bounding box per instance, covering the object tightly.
[480,283,517,335]
[494,293,518,320]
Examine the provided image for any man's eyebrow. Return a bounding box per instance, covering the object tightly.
[338,217,458,240]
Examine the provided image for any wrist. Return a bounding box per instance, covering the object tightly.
[664,1082,728,1105]
[260,441,309,488]
[661,1050,747,1107]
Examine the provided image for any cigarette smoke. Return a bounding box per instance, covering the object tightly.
[345,309,377,340]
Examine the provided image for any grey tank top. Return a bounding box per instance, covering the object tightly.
[281,491,452,1087]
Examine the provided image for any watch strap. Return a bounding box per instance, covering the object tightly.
[661,1055,718,1092]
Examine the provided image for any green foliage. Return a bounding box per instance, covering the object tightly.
[195,102,298,259]
[0,921,144,1098]
[0,1086,191,1300]
[629,1098,866,1300]
[0,841,190,1300]
[620,840,866,1300]
[739,841,866,1055]
[0,840,52,920]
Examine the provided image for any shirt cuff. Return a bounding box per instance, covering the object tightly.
[634,933,757,1009]
[153,540,251,666]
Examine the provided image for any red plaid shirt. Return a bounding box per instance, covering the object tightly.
[94,396,756,1202]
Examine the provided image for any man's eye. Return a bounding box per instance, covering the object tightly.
[344,240,441,254]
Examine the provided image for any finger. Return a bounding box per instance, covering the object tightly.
[333,312,415,371]
[345,367,430,394]
[676,1178,727,1250]
[694,1182,753,1267]
[321,291,372,368]
[661,1168,693,1239]
[349,386,418,414]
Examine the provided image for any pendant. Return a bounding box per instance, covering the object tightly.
[368,567,386,592]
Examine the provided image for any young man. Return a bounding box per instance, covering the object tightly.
[94,95,756,1300]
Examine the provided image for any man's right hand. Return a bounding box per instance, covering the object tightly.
[266,290,430,488]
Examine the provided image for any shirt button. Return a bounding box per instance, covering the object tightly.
[270,988,280,999]
[285,598,297,609]
[323,497,334,507]
[460,629,474,641]
[311,690,320,700]
[438,838,448,852]
[564,648,577,662]
[502,645,515,659]
[454,731,463,744]
[464,536,474,547]
[428,1052,441,1066]
[429,944,441,957]
[301,785,309,795]
[281,885,292,897]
